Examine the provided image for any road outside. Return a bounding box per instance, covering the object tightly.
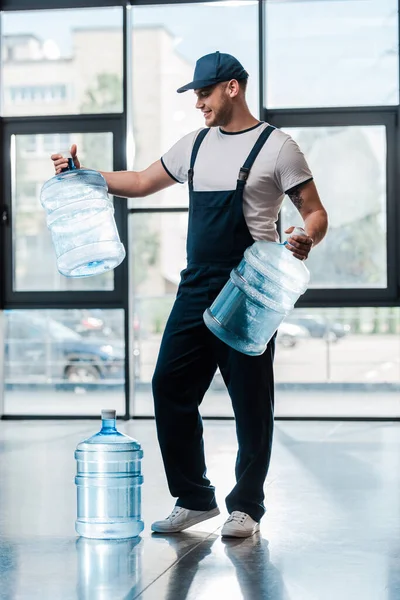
[3,334,399,418]
[135,333,400,385]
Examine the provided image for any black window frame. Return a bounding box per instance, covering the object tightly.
[1,115,128,308]
[265,106,400,308]
[0,0,400,422]
[0,0,221,9]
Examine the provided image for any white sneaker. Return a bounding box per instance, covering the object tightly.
[221,511,260,538]
[151,506,220,533]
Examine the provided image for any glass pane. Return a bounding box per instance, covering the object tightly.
[1,7,123,116]
[12,131,115,292]
[175,306,399,417]
[129,214,398,417]
[3,309,125,416]
[131,213,400,417]
[266,0,398,108]
[130,212,188,415]
[274,307,400,418]
[281,126,387,289]
[130,1,259,209]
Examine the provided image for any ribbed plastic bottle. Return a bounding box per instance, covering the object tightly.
[75,409,144,539]
[40,153,125,278]
[204,227,310,356]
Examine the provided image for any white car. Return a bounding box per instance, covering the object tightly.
[276,322,310,348]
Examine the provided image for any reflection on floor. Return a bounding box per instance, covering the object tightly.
[0,419,399,599]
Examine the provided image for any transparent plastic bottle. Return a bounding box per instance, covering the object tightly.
[75,409,144,539]
[204,228,310,356]
[40,153,125,278]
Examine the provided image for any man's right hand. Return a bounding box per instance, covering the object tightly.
[51,144,81,174]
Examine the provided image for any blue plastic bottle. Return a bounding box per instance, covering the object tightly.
[40,153,125,278]
[75,409,144,539]
[204,227,310,356]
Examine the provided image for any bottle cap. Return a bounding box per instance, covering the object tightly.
[101,409,116,420]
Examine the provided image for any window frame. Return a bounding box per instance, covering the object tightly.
[1,114,128,308]
[0,1,123,9]
[0,0,222,9]
[0,0,399,421]
[264,106,400,308]
[0,2,131,419]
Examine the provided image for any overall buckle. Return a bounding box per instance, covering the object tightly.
[238,167,250,182]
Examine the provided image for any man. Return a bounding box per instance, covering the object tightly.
[52,51,328,538]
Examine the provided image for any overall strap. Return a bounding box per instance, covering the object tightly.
[238,125,276,183]
[188,128,210,187]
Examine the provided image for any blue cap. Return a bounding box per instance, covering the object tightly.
[177,51,248,93]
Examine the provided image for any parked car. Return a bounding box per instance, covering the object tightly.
[284,314,351,342]
[209,322,309,390]
[51,308,122,339]
[4,310,124,385]
[276,322,310,348]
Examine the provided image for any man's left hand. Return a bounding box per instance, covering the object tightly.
[284,226,313,261]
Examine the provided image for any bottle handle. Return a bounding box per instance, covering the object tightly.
[60,150,76,173]
[290,226,307,237]
[282,226,307,246]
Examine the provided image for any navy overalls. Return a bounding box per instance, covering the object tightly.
[152,125,276,522]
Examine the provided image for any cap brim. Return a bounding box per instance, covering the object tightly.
[177,78,220,93]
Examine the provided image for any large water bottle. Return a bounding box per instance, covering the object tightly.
[40,153,125,278]
[203,228,310,356]
[75,409,144,539]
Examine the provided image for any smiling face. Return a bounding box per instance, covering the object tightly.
[194,82,235,128]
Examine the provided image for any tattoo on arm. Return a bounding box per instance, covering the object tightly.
[288,187,304,211]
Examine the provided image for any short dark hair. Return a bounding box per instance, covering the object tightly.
[238,78,248,92]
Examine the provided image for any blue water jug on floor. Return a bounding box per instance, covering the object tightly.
[75,409,144,539]
[203,228,310,356]
[40,153,125,278]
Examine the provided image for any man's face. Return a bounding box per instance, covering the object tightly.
[194,82,233,128]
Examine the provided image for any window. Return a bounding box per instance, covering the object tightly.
[280,126,388,289]
[1,7,123,116]
[129,0,259,208]
[265,0,399,108]
[43,134,71,155]
[1,2,399,421]
[8,84,67,104]
[129,211,187,415]
[18,134,37,154]
[3,309,125,417]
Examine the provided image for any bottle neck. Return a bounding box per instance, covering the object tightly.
[100,418,117,432]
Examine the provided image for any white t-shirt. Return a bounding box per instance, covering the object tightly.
[161,122,313,242]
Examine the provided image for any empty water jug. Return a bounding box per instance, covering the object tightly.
[75,409,144,539]
[40,153,125,277]
[203,227,310,356]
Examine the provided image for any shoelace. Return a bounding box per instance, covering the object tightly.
[227,510,247,524]
[168,507,184,521]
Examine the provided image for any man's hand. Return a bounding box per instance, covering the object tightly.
[51,144,81,174]
[284,226,313,261]
[285,179,328,259]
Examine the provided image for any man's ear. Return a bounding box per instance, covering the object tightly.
[227,79,240,97]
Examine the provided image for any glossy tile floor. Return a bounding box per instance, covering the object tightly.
[0,419,399,600]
